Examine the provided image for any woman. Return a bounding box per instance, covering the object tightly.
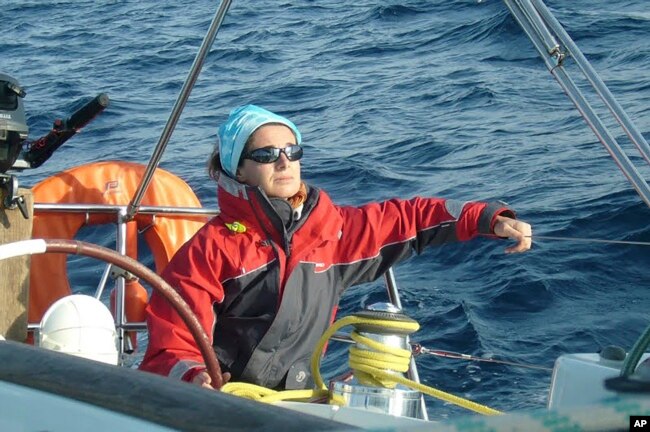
[139,104,532,390]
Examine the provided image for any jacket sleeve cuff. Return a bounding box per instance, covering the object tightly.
[168,359,206,382]
[478,201,515,235]
[181,366,207,383]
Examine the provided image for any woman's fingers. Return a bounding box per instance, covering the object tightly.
[494,216,532,253]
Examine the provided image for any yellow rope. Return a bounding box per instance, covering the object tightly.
[309,315,501,416]
[309,316,418,390]
[221,314,501,416]
[220,382,327,403]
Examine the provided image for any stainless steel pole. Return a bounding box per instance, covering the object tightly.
[529,0,650,165]
[126,0,233,220]
[504,0,650,208]
[115,208,128,363]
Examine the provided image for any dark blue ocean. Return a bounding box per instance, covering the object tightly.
[3,0,649,418]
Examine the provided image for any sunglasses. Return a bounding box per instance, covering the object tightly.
[242,144,303,164]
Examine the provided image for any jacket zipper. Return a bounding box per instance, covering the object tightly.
[248,192,287,304]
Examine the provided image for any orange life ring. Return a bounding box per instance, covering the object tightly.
[29,161,209,324]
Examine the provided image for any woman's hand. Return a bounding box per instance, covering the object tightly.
[191,370,232,390]
[493,215,532,253]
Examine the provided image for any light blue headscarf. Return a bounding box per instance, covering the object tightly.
[218,104,302,179]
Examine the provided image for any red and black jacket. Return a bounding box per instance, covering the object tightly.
[139,172,513,389]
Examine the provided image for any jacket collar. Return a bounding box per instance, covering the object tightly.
[216,170,252,204]
[215,170,342,243]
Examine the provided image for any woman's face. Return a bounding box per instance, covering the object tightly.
[236,124,302,198]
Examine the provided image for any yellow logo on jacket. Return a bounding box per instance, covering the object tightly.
[225,221,246,233]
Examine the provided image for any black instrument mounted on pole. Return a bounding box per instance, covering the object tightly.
[0,72,109,217]
[0,73,29,174]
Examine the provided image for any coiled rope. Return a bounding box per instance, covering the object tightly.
[222,314,501,416]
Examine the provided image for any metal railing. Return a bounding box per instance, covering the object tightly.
[29,203,217,359]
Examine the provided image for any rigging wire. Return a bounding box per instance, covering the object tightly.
[413,344,553,372]
[483,233,650,247]
[332,334,552,372]
[526,235,650,247]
